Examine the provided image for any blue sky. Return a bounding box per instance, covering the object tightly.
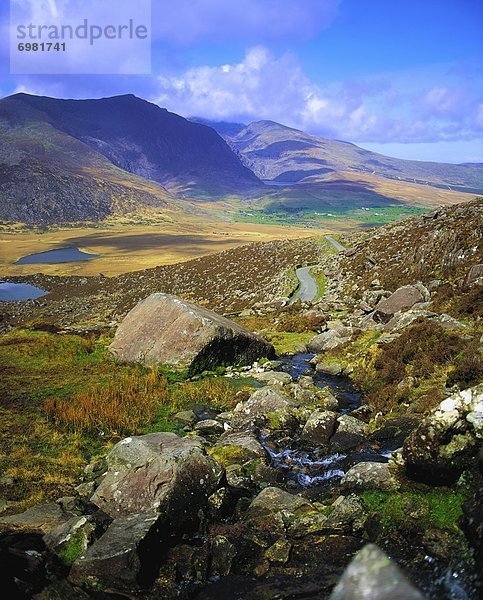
[1,0,482,162]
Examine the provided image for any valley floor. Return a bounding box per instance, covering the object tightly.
[0,218,329,277]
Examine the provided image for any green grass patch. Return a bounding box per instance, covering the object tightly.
[265,331,315,354]
[362,489,468,532]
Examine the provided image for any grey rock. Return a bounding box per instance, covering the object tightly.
[373,285,424,323]
[307,330,349,353]
[91,433,222,520]
[231,386,296,431]
[210,431,267,467]
[403,384,483,484]
[194,419,225,435]
[109,293,275,375]
[69,512,161,592]
[329,543,425,599]
[246,486,312,520]
[466,263,483,286]
[301,410,338,446]
[252,371,293,385]
[173,410,198,426]
[316,361,343,376]
[341,462,399,492]
[0,503,74,535]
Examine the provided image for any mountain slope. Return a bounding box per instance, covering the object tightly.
[3,93,260,194]
[0,93,262,223]
[229,120,483,193]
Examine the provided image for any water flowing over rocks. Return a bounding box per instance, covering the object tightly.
[109,293,275,374]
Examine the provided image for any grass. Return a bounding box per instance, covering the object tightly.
[0,328,250,508]
[311,267,327,301]
[0,218,324,277]
[233,204,430,229]
[362,489,469,532]
[264,331,315,354]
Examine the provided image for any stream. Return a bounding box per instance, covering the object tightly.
[259,353,391,491]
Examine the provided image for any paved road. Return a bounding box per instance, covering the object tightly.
[291,266,318,303]
[324,235,345,252]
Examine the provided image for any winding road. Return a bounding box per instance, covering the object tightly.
[324,235,345,252]
[290,236,345,303]
[291,266,318,303]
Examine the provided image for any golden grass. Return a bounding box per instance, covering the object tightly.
[44,370,167,435]
[0,217,326,276]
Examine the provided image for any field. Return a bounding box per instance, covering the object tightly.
[0,216,328,277]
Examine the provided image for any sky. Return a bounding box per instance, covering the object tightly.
[1,0,482,163]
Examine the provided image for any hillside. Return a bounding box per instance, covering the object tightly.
[0,93,261,223]
[229,120,483,192]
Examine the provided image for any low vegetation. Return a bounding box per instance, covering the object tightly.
[322,320,482,416]
[0,328,245,508]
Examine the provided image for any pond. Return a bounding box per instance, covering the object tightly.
[0,282,48,301]
[16,247,99,264]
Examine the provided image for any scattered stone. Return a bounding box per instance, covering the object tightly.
[0,504,74,535]
[316,361,343,376]
[373,285,424,323]
[231,387,296,431]
[265,539,292,563]
[301,410,338,446]
[44,513,110,566]
[246,487,313,521]
[329,543,425,599]
[209,431,267,467]
[173,410,198,426]
[69,512,161,592]
[194,419,225,435]
[252,371,293,385]
[211,535,237,576]
[330,415,369,452]
[466,263,483,287]
[109,293,275,374]
[341,462,399,492]
[307,330,349,353]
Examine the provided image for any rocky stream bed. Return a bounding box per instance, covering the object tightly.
[1,351,481,599]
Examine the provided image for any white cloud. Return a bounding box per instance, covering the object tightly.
[152,47,483,145]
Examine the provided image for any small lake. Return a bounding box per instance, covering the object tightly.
[16,247,99,265]
[0,282,48,301]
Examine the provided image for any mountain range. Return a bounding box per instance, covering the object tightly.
[0,93,481,224]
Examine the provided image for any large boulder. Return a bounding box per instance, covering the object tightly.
[91,433,222,521]
[329,543,425,599]
[403,385,483,484]
[109,293,275,374]
[373,285,424,323]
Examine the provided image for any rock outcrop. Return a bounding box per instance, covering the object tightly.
[109,293,275,374]
[403,384,483,484]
